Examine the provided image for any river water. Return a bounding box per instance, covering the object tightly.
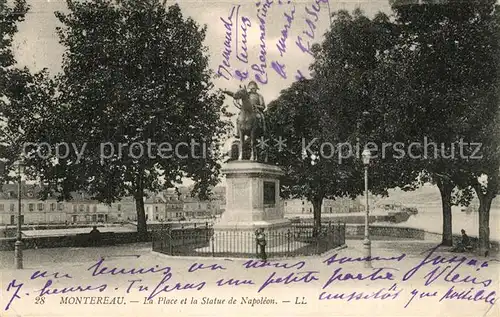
[391,205,500,240]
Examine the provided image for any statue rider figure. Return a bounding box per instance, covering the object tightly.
[223,80,266,138]
[247,81,266,132]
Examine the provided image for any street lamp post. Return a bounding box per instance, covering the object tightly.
[13,160,25,269]
[361,149,372,268]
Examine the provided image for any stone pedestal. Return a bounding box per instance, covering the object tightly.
[210,161,291,252]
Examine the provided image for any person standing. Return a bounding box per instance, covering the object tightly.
[256,228,267,261]
[89,225,101,247]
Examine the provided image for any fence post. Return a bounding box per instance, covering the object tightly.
[314,230,319,254]
[342,223,346,245]
[255,230,258,258]
[334,223,338,246]
[287,229,291,256]
[160,229,164,252]
[168,227,173,255]
[211,234,215,257]
[340,223,344,245]
[328,221,333,249]
[151,229,155,250]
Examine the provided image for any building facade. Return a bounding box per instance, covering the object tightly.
[0,182,135,225]
[182,186,225,219]
[164,189,185,220]
[284,197,362,215]
[144,190,185,221]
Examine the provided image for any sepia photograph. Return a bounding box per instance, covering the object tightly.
[0,0,499,316]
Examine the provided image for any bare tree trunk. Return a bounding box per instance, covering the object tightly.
[436,177,454,246]
[312,198,322,238]
[475,188,493,255]
[134,171,148,242]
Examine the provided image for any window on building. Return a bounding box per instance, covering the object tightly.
[50,203,56,211]
[0,204,3,211]
[10,215,15,225]
[73,205,77,212]
[155,206,158,213]
[86,205,90,212]
[58,203,64,210]
[10,204,14,212]
[93,206,97,213]
[117,204,121,211]
[105,214,108,222]
[302,207,305,213]
[37,203,44,211]
[302,201,305,205]
[79,205,84,211]
[330,207,333,213]
[309,208,312,213]
[29,203,34,211]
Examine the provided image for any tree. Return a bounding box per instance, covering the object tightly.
[0,0,37,181]
[462,66,500,253]
[1,69,56,182]
[0,0,28,71]
[463,0,500,254]
[266,10,420,235]
[267,79,362,236]
[390,0,500,246]
[469,115,500,253]
[23,0,231,240]
[0,0,28,160]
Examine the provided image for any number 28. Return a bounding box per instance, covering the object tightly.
[35,296,45,305]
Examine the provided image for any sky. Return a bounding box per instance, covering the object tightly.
[12,0,393,107]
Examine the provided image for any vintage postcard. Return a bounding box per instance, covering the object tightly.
[1,0,499,316]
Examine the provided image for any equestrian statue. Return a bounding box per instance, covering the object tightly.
[223,81,267,161]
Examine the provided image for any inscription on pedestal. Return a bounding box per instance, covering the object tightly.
[232,179,249,206]
[263,181,276,206]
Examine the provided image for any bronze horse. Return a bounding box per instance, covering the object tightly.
[232,85,267,161]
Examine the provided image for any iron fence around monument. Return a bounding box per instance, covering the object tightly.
[152,221,346,259]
